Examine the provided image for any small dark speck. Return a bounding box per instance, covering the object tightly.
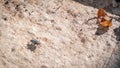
[11,48,15,52]
[27,44,36,52]
[65,17,67,19]
[81,38,86,43]
[3,17,7,21]
[29,13,31,16]
[15,5,20,11]
[106,41,111,46]
[27,39,40,52]
[88,54,94,58]
[107,43,111,46]
[30,39,40,45]
[4,1,9,5]
[51,20,54,23]
[25,9,28,12]
[80,29,82,31]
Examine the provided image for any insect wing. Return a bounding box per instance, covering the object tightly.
[100,20,112,27]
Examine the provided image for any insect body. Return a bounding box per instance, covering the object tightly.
[97,8,112,27]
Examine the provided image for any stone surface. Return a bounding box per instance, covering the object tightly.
[0,0,120,68]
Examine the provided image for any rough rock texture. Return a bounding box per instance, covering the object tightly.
[0,0,120,68]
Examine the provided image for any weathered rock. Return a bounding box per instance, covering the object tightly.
[0,0,120,68]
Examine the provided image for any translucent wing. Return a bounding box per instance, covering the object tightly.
[100,19,112,27]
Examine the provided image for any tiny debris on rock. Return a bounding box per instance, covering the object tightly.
[27,39,40,52]
[30,39,40,45]
[27,43,36,52]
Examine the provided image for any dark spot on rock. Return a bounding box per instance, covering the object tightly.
[43,18,47,21]
[15,4,20,11]
[93,37,97,40]
[107,43,111,46]
[88,55,91,58]
[25,9,28,11]
[11,48,15,52]
[67,9,71,13]
[80,29,82,31]
[2,15,8,21]
[27,39,40,52]
[27,43,36,52]
[41,65,48,68]
[46,10,55,14]
[88,55,94,58]
[81,38,86,43]
[3,17,7,21]
[4,1,9,5]
[56,27,62,31]
[65,17,67,19]
[29,13,31,16]
[30,39,40,45]
[51,20,54,23]
[106,41,111,46]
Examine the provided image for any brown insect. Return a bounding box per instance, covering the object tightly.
[97,8,112,27]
